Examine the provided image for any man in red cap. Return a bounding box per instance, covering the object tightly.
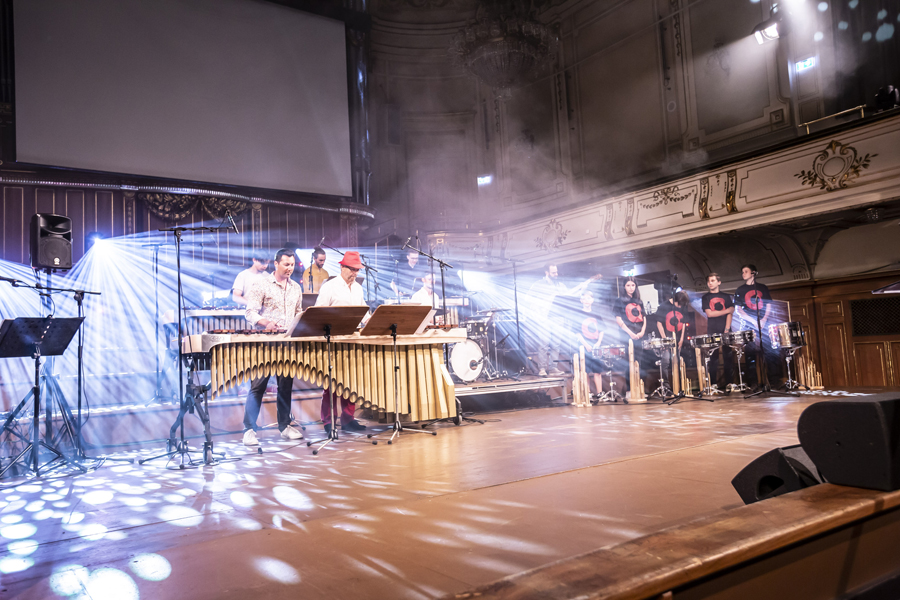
[314,250,370,434]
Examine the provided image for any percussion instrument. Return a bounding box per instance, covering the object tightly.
[464,318,489,338]
[164,308,247,335]
[769,321,806,349]
[449,339,484,383]
[182,328,466,421]
[643,337,676,352]
[723,329,755,346]
[592,345,627,360]
[691,333,723,349]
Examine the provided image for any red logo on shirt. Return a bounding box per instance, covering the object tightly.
[744,290,763,311]
[710,297,725,312]
[582,317,600,341]
[664,310,684,333]
[626,303,643,323]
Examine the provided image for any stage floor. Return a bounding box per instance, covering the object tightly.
[0,389,883,599]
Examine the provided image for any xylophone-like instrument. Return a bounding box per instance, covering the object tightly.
[182,328,467,421]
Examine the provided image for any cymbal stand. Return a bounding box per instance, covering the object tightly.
[368,324,436,445]
[697,346,723,397]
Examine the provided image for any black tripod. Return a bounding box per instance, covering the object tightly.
[741,285,796,399]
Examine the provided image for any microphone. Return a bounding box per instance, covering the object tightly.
[319,236,325,247]
[402,237,412,250]
[225,211,240,235]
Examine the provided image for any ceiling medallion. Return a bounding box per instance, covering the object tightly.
[795,140,877,192]
[450,0,558,99]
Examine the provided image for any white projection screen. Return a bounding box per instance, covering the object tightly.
[14,0,353,197]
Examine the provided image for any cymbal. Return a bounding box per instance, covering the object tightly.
[477,307,511,314]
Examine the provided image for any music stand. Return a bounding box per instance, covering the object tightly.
[361,305,434,445]
[292,306,369,455]
[0,317,83,477]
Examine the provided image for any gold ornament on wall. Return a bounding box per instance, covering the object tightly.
[795,140,876,191]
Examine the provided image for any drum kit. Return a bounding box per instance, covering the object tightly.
[768,321,808,391]
[448,307,512,383]
[591,345,628,403]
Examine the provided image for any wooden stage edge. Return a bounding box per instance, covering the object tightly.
[449,483,900,600]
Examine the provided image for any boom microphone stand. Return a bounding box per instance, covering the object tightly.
[140,221,233,468]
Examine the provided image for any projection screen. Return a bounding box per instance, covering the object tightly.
[14,0,353,198]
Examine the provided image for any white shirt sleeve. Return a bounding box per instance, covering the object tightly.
[233,269,247,294]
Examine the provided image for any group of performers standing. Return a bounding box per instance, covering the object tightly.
[535,263,783,400]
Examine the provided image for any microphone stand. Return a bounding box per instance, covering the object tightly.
[140,222,233,468]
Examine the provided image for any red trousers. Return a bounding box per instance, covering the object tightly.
[321,389,356,426]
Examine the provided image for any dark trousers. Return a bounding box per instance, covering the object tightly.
[243,375,293,432]
[707,344,735,388]
[321,390,356,426]
[745,334,784,388]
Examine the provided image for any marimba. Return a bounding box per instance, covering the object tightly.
[182,329,466,421]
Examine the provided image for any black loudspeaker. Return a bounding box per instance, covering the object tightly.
[798,394,900,491]
[731,444,823,505]
[30,214,72,270]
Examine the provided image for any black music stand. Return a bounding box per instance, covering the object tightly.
[292,306,369,455]
[0,317,83,478]
[361,305,434,445]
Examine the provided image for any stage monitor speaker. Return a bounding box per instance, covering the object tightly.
[731,444,822,505]
[798,394,900,491]
[30,214,73,270]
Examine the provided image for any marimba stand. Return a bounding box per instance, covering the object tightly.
[361,305,434,445]
[0,317,83,478]
[292,306,369,455]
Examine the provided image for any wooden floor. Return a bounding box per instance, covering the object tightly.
[0,389,883,599]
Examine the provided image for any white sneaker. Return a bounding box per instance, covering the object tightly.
[280,425,303,441]
[242,429,259,446]
[538,368,548,377]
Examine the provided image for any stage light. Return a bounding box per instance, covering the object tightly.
[753,4,784,44]
[85,231,105,248]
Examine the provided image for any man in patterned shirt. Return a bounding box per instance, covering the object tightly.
[241,248,304,446]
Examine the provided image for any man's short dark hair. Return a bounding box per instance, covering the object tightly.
[673,291,690,307]
[742,264,758,274]
[252,256,268,263]
[312,247,326,259]
[274,248,294,263]
[707,272,720,282]
[545,263,557,273]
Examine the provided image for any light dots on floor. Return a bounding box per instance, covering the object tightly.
[129,553,172,581]
[0,523,37,540]
[253,557,301,584]
[158,505,204,527]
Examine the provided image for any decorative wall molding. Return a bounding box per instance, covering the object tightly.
[427,114,900,274]
[138,193,249,222]
[795,140,877,191]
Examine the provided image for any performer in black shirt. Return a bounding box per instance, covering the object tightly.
[613,277,646,393]
[572,290,605,398]
[391,248,424,298]
[655,290,690,384]
[701,273,734,392]
[733,264,782,388]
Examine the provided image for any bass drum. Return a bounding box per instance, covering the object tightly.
[449,340,484,382]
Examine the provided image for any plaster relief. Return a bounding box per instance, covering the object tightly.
[795,140,877,191]
[634,185,697,230]
[534,218,569,252]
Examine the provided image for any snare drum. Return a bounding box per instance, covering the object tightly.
[691,333,723,349]
[643,337,676,351]
[723,329,755,346]
[768,321,806,349]
[449,340,484,382]
[592,345,627,360]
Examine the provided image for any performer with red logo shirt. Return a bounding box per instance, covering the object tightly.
[654,290,690,384]
[573,290,605,399]
[733,264,782,389]
[614,277,646,394]
[701,273,734,392]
